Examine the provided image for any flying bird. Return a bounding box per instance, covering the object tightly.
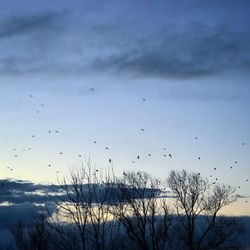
[109,158,112,163]
[168,154,172,158]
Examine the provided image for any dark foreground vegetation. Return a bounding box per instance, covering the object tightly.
[10,164,245,250]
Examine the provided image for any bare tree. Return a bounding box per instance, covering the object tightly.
[11,213,50,250]
[111,171,173,250]
[167,169,242,250]
[48,160,123,250]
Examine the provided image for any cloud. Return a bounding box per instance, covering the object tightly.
[0,5,250,78]
[89,23,250,79]
[0,11,62,39]
[0,179,63,204]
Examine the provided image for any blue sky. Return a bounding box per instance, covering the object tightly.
[0,0,250,214]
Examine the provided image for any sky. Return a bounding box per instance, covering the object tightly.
[0,0,250,219]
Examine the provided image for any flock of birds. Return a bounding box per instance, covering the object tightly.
[2,87,250,205]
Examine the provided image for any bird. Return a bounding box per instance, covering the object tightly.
[90,88,95,92]
[148,153,151,156]
[198,157,201,160]
[137,155,140,160]
[194,137,198,140]
[93,140,97,144]
[105,147,109,150]
[141,128,144,132]
[12,148,16,151]
[214,168,217,170]
[32,135,36,138]
[109,158,112,163]
[59,152,63,155]
[55,130,59,133]
[235,161,238,164]
[48,164,51,167]
[230,166,233,169]
[246,179,249,182]
[142,98,146,101]
[163,148,166,150]
[163,154,167,157]
[48,130,51,133]
[78,154,82,157]
[168,154,172,158]
[241,142,245,146]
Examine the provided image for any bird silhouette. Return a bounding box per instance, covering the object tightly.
[168,154,172,158]
[109,158,112,163]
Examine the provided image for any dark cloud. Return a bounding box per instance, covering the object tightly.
[0,11,64,39]
[89,23,250,79]
[0,179,63,204]
[0,5,250,78]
